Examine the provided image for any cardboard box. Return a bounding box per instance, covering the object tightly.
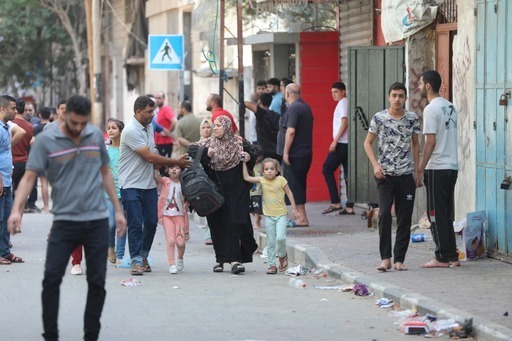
[454,211,487,261]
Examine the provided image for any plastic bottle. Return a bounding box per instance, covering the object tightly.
[410,233,432,243]
[288,277,306,289]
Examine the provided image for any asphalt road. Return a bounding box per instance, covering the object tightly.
[1,211,427,341]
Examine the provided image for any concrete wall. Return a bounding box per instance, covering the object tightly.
[452,0,476,220]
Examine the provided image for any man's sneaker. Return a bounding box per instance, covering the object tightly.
[71,264,83,275]
[177,259,184,272]
[169,265,178,274]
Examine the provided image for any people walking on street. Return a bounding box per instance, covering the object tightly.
[321,82,355,215]
[242,157,299,274]
[188,115,258,274]
[206,93,238,133]
[7,95,127,341]
[155,165,189,274]
[363,82,421,272]
[105,118,125,264]
[119,95,190,276]
[70,246,84,275]
[277,83,313,227]
[153,91,177,158]
[198,119,214,246]
[174,100,201,156]
[417,70,460,268]
[33,107,54,213]
[12,99,37,213]
[0,95,22,265]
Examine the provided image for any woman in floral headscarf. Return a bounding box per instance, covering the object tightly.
[188,115,259,274]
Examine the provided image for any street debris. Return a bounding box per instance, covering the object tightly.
[288,277,306,289]
[418,213,431,229]
[352,283,370,296]
[389,308,473,338]
[285,264,309,276]
[313,285,345,290]
[375,297,394,308]
[121,278,141,287]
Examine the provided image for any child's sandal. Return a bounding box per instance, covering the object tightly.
[266,266,277,275]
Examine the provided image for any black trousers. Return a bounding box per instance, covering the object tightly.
[424,169,458,263]
[321,142,353,207]
[376,174,416,263]
[42,219,109,341]
[12,162,37,207]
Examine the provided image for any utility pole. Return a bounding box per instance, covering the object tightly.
[218,0,225,101]
[237,0,245,136]
[84,0,95,119]
[92,0,103,125]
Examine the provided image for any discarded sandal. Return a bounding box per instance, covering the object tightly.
[322,205,343,214]
[278,253,288,272]
[213,263,224,273]
[6,253,24,263]
[231,263,245,274]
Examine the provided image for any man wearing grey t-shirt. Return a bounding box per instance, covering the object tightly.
[8,95,126,341]
[417,70,459,269]
[364,82,421,272]
[119,96,190,276]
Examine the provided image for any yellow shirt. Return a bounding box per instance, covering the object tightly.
[260,176,288,217]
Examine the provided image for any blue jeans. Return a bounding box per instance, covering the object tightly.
[265,215,287,267]
[121,188,158,266]
[42,218,109,340]
[107,199,126,260]
[0,186,13,258]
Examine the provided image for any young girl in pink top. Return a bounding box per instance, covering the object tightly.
[155,166,189,274]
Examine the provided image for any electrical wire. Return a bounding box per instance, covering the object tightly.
[104,0,147,47]
[201,0,219,75]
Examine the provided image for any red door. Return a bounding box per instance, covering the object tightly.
[299,31,340,202]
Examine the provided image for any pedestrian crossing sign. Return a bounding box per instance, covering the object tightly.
[148,35,184,70]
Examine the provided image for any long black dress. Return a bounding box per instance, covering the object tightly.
[188,144,258,264]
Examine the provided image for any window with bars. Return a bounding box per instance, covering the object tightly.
[437,0,457,24]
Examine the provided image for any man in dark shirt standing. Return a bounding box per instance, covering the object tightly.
[277,83,313,227]
[244,93,281,162]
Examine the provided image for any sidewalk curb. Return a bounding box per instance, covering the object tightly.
[256,231,512,341]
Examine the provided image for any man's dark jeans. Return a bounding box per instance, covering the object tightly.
[42,218,109,341]
[121,188,158,266]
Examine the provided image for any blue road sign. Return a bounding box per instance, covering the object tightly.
[148,35,184,70]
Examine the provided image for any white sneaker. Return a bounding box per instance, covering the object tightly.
[169,265,177,274]
[177,259,184,271]
[71,264,83,275]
